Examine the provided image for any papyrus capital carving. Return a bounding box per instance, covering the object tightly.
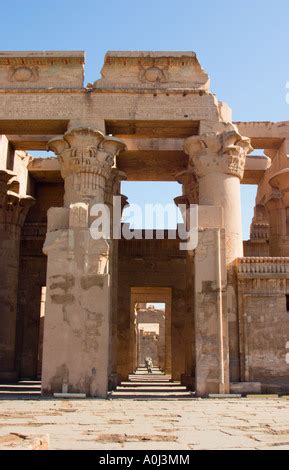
[48,127,126,204]
[184,128,252,180]
[0,170,34,228]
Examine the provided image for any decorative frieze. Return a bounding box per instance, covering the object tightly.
[237,257,289,274]
[250,223,270,240]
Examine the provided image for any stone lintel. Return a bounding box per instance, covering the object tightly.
[27,149,266,184]
[235,121,289,150]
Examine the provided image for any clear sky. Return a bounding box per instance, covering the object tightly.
[1,0,289,238]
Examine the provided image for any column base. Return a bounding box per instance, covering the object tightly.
[230,382,262,395]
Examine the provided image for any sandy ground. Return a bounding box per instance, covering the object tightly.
[0,397,289,450]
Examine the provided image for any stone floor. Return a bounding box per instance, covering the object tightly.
[0,396,289,449]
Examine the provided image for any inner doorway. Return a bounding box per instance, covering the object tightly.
[111,286,193,399]
[136,303,165,372]
[129,287,172,376]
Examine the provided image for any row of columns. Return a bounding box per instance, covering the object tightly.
[0,123,252,397]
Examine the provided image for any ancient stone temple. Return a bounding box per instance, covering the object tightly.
[0,50,289,397]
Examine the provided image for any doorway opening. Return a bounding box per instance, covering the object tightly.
[129,288,172,377]
[136,303,165,372]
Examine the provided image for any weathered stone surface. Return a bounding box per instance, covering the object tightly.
[2,398,289,450]
[0,433,49,450]
[94,51,210,91]
[0,51,84,89]
[230,382,262,394]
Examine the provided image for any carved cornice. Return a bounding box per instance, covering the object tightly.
[184,129,252,180]
[0,52,84,66]
[103,53,199,67]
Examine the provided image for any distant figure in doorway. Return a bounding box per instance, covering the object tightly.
[145,356,153,374]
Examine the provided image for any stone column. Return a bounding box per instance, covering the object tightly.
[184,127,252,391]
[104,168,127,390]
[0,170,34,380]
[175,170,198,390]
[266,169,289,256]
[184,127,252,265]
[42,128,125,397]
[194,217,229,395]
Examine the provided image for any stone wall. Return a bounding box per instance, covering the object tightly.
[237,258,289,393]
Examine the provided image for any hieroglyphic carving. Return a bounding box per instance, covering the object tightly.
[0,92,219,121]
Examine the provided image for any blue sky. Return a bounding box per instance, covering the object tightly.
[1,0,289,238]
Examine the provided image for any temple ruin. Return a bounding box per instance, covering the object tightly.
[0,50,289,397]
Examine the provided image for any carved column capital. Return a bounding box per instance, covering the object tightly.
[120,194,129,215]
[0,170,34,229]
[175,170,199,204]
[184,129,252,180]
[250,204,269,240]
[104,168,127,207]
[266,188,283,207]
[268,169,289,205]
[48,127,126,205]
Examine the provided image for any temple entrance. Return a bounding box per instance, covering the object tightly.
[110,287,192,399]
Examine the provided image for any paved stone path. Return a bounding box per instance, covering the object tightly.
[0,397,289,449]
